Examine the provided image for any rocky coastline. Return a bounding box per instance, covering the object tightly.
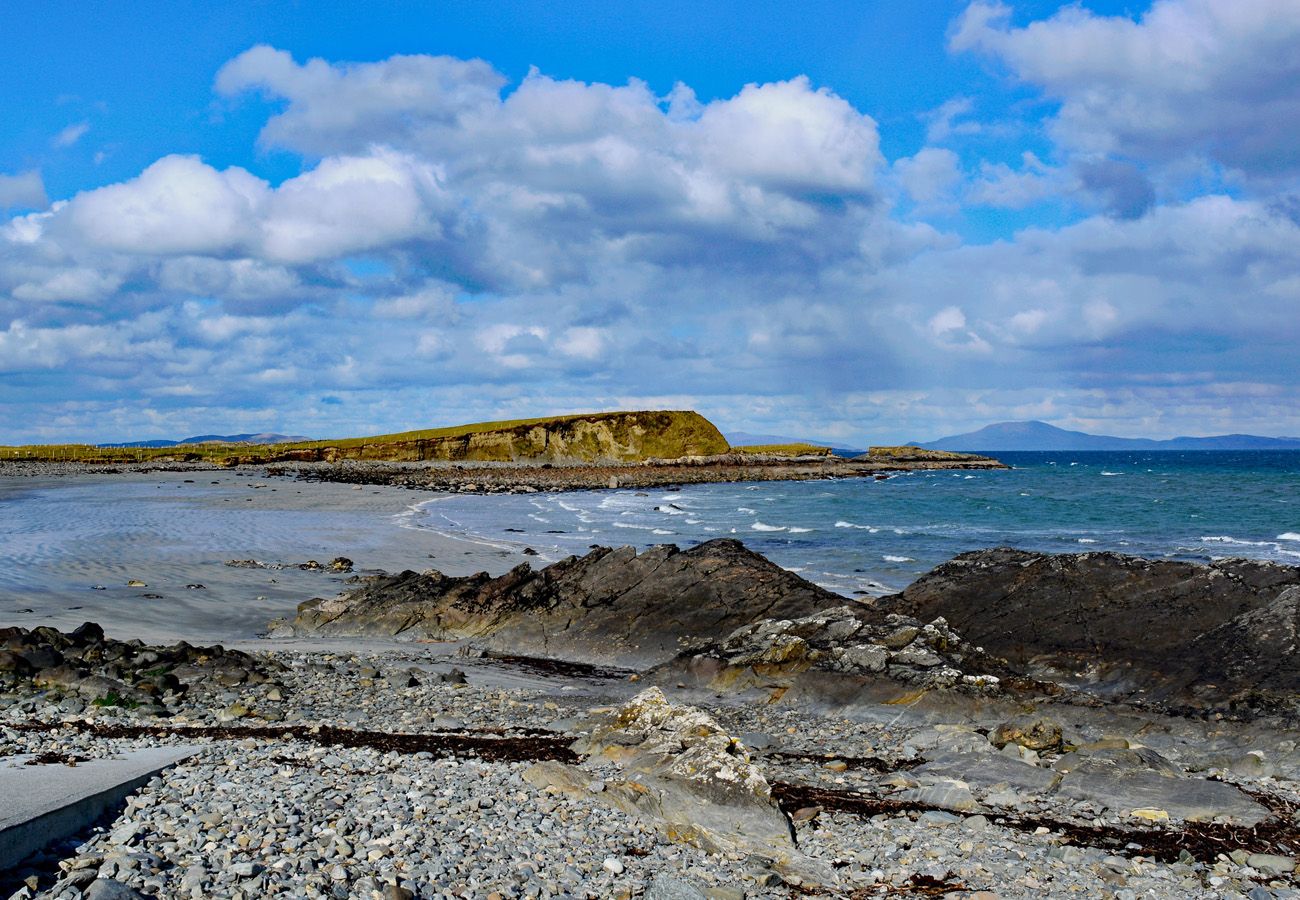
[4,541,1300,899]
[0,448,1007,496]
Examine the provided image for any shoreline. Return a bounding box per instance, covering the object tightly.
[0,469,534,644]
[0,452,1008,496]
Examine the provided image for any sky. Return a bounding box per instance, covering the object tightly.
[2,0,1299,445]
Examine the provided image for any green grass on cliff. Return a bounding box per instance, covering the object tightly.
[731,443,833,457]
[0,410,731,465]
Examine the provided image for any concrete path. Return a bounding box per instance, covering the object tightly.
[0,745,202,871]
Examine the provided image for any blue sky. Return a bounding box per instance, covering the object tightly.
[2,1,1298,444]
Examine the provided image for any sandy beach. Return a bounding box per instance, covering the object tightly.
[0,469,531,644]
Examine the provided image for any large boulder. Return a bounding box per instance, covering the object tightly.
[526,688,815,876]
[280,539,846,667]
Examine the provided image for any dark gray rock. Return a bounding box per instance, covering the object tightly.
[286,539,846,667]
[83,878,148,900]
[885,548,1300,715]
[915,751,1061,795]
[1054,748,1270,824]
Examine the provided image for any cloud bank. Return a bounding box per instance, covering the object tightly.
[3,1,1300,444]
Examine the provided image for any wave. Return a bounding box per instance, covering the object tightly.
[883,555,914,562]
[1100,472,1122,476]
[835,520,871,530]
[612,522,656,531]
[788,527,813,533]
[1077,538,1098,544]
[652,528,674,536]
[751,521,786,532]
[1279,533,1300,542]
[1201,535,1273,546]
[738,507,757,514]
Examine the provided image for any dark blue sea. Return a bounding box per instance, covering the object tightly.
[414,452,1300,597]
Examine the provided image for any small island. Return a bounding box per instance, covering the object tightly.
[0,410,1006,493]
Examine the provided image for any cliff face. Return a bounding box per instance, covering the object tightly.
[240,410,731,466]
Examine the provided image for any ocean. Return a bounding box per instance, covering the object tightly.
[410,451,1300,597]
[2,452,1298,638]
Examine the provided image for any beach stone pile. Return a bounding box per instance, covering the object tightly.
[5,645,1300,899]
[0,624,283,721]
[660,606,1004,694]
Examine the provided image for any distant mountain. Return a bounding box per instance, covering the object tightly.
[917,421,1300,452]
[725,431,865,457]
[100,432,310,449]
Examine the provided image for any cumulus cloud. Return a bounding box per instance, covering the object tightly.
[3,40,1300,443]
[215,45,507,157]
[64,155,267,256]
[952,0,1300,184]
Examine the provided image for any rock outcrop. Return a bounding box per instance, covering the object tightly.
[885,548,1300,715]
[525,688,827,880]
[656,606,1004,697]
[277,539,847,668]
[0,623,283,716]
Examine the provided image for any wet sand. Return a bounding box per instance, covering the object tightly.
[0,469,531,643]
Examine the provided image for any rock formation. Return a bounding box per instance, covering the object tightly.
[654,606,1004,697]
[277,539,846,668]
[885,547,1300,715]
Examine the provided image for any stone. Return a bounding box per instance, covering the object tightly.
[82,879,147,900]
[897,780,980,813]
[540,688,801,867]
[644,873,709,900]
[916,752,1060,796]
[1246,853,1296,876]
[1057,754,1270,825]
[991,717,1064,753]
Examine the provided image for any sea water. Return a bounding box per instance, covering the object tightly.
[410,451,1300,596]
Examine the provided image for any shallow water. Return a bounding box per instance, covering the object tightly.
[416,451,1300,596]
[0,471,521,641]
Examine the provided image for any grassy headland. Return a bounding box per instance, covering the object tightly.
[0,410,730,466]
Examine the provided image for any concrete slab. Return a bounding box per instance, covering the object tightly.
[0,745,202,871]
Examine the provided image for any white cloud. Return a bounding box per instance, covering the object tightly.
[0,171,48,210]
[65,155,267,256]
[53,122,90,148]
[923,97,980,144]
[968,152,1061,208]
[260,148,448,263]
[894,147,962,206]
[2,43,1300,444]
[216,45,506,157]
[928,306,967,337]
[555,326,606,360]
[952,0,1300,183]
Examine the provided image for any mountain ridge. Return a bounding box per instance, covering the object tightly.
[99,432,311,449]
[917,420,1300,451]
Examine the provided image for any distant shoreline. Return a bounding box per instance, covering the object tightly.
[0,451,1008,494]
